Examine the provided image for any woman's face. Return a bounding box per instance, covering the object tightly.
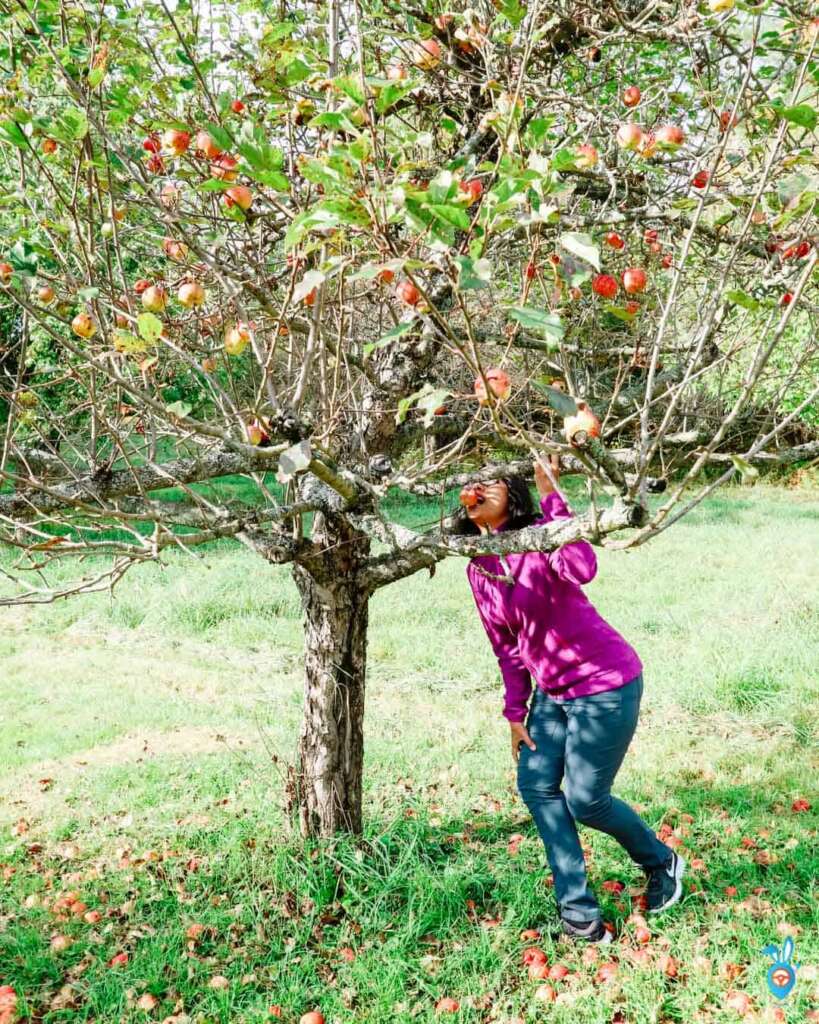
[459,479,509,533]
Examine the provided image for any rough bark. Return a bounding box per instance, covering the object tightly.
[290,512,371,837]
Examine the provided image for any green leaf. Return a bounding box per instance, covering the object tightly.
[244,169,290,190]
[531,380,578,416]
[198,178,232,192]
[364,321,414,358]
[507,306,565,342]
[559,232,600,271]
[87,67,105,88]
[603,304,638,322]
[427,203,471,230]
[730,454,759,480]
[137,312,163,343]
[0,121,28,148]
[375,82,416,114]
[781,104,817,131]
[454,255,492,291]
[166,400,192,419]
[416,386,452,428]
[76,286,99,301]
[724,289,760,311]
[204,122,234,151]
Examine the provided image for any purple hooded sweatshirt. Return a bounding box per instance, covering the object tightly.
[466,490,643,722]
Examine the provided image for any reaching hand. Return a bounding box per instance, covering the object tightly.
[510,722,537,762]
[534,453,560,496]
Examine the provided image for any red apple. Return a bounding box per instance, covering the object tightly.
[459,178,483,204]
[563,400,601,446]
[303,287,318,307]
[519,928,540,940]
[616,123,643,150]
[574,143,598,168]
[522,946,547,967]
[656,124,685,150]
[269,1007,283,1018]
[691,170,709,189]
[224,185,253,211]
[525,261,537,279]
[231,100,246,114]
[534,983,557,1002]
[386,63,407,81]
[602,880,625,893]
[625,300,640,314]
[779,293,792,307]
[71,312,96,338]
[142,135,161,153]
[162,128,191,156]
[643,228,658,244]
[661,253,673,268]
[622,267,647,293]
[162,238,189,260]
[528,962,549,980]
[724,991,752,1016]
[623,85,641,107]
[434,997,459,1014]
[145,154,165,174]
[160,182,182,209]
[411,38,441,70]
[720,110,738,131]
[376,268,395,284]
[210,154,238,181]
[474,367,511,405]
[605,232,625,249]
[42,137,58,155]
[299,1013,325,1024]
[634,926,651,944]
[396,280,421,306]
[595,962,618,983]
[134,278,152,295]
[0,262,13,284]
[142,284,168,312]
[548,964,570,980]
[792,798,811,812]
[592,273,618,299]
[195,129,223,159]
[658,954,678,978]
[37,283,55,304]
[178,280,205,308]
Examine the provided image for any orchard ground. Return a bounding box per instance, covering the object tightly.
[0,477,817,1024]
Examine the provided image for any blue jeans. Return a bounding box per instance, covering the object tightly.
[516,673,670,922]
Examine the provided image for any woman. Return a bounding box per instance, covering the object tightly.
[454,456,685,943]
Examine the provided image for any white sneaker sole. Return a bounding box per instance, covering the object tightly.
[648,854,686,914]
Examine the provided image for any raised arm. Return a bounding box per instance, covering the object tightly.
[533,457,598,586]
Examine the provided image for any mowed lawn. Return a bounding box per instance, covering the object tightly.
[0,481,817,1023]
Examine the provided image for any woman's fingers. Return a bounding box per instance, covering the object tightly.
[510,723,537,761]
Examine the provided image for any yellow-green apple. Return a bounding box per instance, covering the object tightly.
[71,312,96,338]
[178,280,205,308]
[141,284,168,312]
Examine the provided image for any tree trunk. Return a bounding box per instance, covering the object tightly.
[291,512,371,838]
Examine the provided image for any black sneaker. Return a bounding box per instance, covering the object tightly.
[560,917,614,944]
[646,851,686,913]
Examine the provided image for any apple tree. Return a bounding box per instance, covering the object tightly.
[0,0,817,836]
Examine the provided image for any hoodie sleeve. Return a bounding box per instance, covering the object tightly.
[534,491,598,586]
[467,568,533,722]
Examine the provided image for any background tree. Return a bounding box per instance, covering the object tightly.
[0,0,816,837]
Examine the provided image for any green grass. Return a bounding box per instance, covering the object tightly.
[0,480,818,1023]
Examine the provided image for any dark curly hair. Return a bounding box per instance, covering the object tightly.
[448,472,538,536]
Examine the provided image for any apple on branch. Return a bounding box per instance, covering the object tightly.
[616,123,643,151]
[71,312,96,339]
[474,367,511,405]
[224,322,251,356]
[563,401,601,446]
